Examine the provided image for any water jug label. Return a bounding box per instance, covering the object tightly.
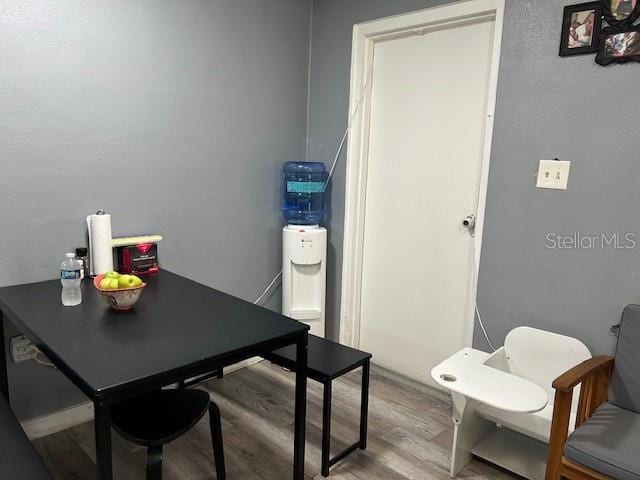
[287,181,325,193]
[61,269,81,280]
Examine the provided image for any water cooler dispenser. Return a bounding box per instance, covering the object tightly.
[282,225,327,337]
[282,162,328,338]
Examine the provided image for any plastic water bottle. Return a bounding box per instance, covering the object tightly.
[283,162,328,225]
[61,253,82,306]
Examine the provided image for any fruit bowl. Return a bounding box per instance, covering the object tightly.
[93,274,146,311]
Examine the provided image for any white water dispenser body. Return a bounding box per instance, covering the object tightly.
[282,225,327,338]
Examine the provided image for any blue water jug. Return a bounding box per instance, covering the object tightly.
[283,162,328,225]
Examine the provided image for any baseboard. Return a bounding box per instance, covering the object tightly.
[224,356,263,374]
[20,357,264,440]
[22,401,94,440]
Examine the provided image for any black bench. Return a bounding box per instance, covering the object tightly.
[263,335,372,477]
[0,398,51,479]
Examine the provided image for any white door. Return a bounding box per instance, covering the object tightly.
[356,13,498,387]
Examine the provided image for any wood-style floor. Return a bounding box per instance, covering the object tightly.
[33,361,517,479]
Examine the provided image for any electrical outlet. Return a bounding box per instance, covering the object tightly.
[536,159,571,190]
[10,335,36,363]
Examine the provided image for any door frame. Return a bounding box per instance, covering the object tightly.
[339,0,505,348]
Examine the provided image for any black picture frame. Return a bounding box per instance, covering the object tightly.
[559,2,604,56]
[596,25,640,65]
[603,0,640,27]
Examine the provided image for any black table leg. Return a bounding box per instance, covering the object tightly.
[360,360,370,450]
[147,445,163,480]
[321,380,332,477]
[0,311,8,403]
[94,399,113,480]
[293,334,308,480]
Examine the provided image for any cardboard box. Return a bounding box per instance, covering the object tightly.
[116,243,159,275]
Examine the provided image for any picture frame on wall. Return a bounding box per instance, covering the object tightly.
[559,2,604,56]
[603,0,640,27]
[596,26,640,65]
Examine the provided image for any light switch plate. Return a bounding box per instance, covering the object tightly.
[536,160,571,190]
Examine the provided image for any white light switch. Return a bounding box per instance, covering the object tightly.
[536,160,571,190]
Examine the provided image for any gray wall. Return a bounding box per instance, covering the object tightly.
[0,0,311,420]
[308,0,640,355]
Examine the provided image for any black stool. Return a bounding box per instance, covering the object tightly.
[0,396,52,479]
[264,335,372,477]
[111,389,226,480]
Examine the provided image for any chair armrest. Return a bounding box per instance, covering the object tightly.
[552,356,614,392]
[546,356,614,480]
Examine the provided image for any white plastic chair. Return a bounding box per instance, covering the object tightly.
[432,326,591,479]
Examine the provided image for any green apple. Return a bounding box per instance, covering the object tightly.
[130,275,143,287]
[104,271,120,280]
[99,278,112,290]
[108,278,120,290]
[118,275,139,289]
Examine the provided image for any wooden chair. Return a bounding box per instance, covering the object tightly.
[111,389,226,480]
[546,305,640,480]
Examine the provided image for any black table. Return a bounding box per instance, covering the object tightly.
[0,271,309,479]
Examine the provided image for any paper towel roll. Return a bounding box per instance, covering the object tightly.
[87,213,113,276]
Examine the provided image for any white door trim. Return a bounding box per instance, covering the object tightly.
[339,0,505,348]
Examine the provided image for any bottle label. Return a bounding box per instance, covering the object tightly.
[287,181,326,194]
[61,269,81,280]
